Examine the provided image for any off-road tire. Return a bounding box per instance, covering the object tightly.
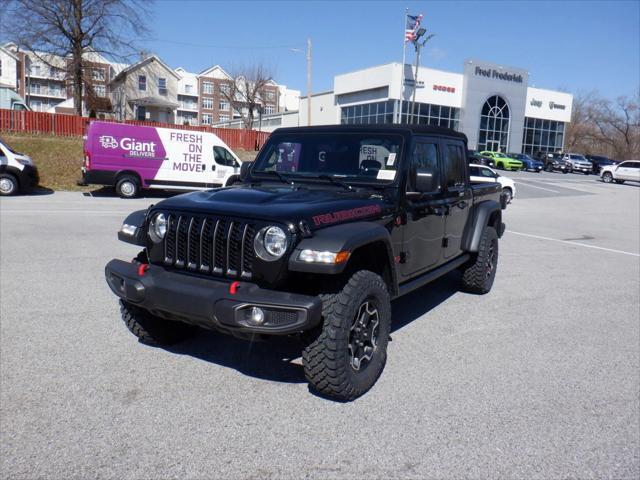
[120,300,197,346]
[115,175,140,198]
[461,226,498,294]
[0,173,19,196]
[302,271,391,401]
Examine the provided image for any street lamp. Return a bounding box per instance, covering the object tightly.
[409,27,435,124]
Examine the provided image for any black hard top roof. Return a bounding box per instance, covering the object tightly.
[272,123,467,142]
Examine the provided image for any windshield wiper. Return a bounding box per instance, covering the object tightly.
[316,174,354,191]
[255,170,293,186]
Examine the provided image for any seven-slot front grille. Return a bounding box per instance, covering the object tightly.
[163,214,256,279]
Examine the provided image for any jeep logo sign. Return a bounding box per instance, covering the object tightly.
[475,66,523,84]
[530,99,542,107]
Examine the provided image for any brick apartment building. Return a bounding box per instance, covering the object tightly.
[195,65,280,126]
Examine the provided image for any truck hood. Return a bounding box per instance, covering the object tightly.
[152,184,392,228]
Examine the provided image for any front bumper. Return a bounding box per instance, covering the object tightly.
[17,165,39,189]
[105,259,323,335]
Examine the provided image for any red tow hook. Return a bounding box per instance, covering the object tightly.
[137,263,150,276]
[229,281,240,295]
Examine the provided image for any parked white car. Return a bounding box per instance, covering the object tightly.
[600,160,640,184]
[469,163,516,204]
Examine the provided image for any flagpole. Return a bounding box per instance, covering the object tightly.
[399,7,408,124]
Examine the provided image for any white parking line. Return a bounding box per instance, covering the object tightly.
[0,209,128,215]
[507,230,640,257]
[514,181,560,193]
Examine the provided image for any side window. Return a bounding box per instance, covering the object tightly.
[409,141,439,192]
[629,162,640,169]
[469,166,479,176]
[213,146,238,167]
[481,168,495,178]
[444,143,466,188]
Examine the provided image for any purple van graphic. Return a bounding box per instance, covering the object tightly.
[80,121,241,198]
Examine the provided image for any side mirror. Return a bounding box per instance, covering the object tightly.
[414,167,437,193]
[240,161,253,182]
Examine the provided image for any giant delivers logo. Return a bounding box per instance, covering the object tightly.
[98,135,158,158]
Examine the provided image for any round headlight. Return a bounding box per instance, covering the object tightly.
[255,225,288,261]
[148,213,167,243]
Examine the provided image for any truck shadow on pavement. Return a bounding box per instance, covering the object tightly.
[83,187,182,199]
[165,272,461,384]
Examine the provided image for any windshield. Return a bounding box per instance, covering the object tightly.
[494,153,508,158]
[252,133,403,184]
[570,154,587,160]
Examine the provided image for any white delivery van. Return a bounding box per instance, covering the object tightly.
[80,122,243,198]
[0,136,39,195]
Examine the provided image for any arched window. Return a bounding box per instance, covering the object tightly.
[478,96,510,152]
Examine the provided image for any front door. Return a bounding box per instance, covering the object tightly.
[617,161,640,181]
[442,140,472,259]
[400,138,445,278]
[486,140,500,152]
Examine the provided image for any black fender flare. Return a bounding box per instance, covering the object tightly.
[461,200,503,252]
[117,209,149,245]
[288,221,398,293]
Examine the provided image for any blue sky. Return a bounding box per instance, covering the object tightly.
[88,1,640,98]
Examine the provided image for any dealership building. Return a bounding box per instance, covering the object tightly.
[255,59,573,155]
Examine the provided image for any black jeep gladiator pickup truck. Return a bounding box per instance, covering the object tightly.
[105,125,505,400]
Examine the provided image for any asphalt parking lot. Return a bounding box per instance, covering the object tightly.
[1,171,638,479]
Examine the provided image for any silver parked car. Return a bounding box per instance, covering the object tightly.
[562,153,593,175]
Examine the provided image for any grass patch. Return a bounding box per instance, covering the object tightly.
[1,132,257,191]
[2,133,85,191]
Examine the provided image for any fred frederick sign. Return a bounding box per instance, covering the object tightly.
[474,65,524,84]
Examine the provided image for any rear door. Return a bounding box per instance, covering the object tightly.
[442,139,472,259]
[400,137,445,278]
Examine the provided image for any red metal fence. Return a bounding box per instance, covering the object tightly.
[0,109,270,150]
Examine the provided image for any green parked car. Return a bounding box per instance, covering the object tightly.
[479,151,523,171]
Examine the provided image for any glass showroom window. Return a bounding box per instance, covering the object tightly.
[401,102,460,129]
[522,117,565,155]
[477,95,510,152]
[340,100,395,125]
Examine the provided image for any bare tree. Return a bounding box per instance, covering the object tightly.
[2,0,152,115]
[220,64,275,130]
[565,90,639,159]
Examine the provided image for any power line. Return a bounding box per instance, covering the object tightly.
[147,38,302,50]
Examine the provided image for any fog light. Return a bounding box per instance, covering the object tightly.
[247,307,265,325]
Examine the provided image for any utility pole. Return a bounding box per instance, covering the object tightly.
[410,44,421,124]
[306,37,312,126]
[409,30,434,124]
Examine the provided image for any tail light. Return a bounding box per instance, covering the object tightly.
[84,151,91,170]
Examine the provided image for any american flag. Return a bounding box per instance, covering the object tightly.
[405,14,423,43]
